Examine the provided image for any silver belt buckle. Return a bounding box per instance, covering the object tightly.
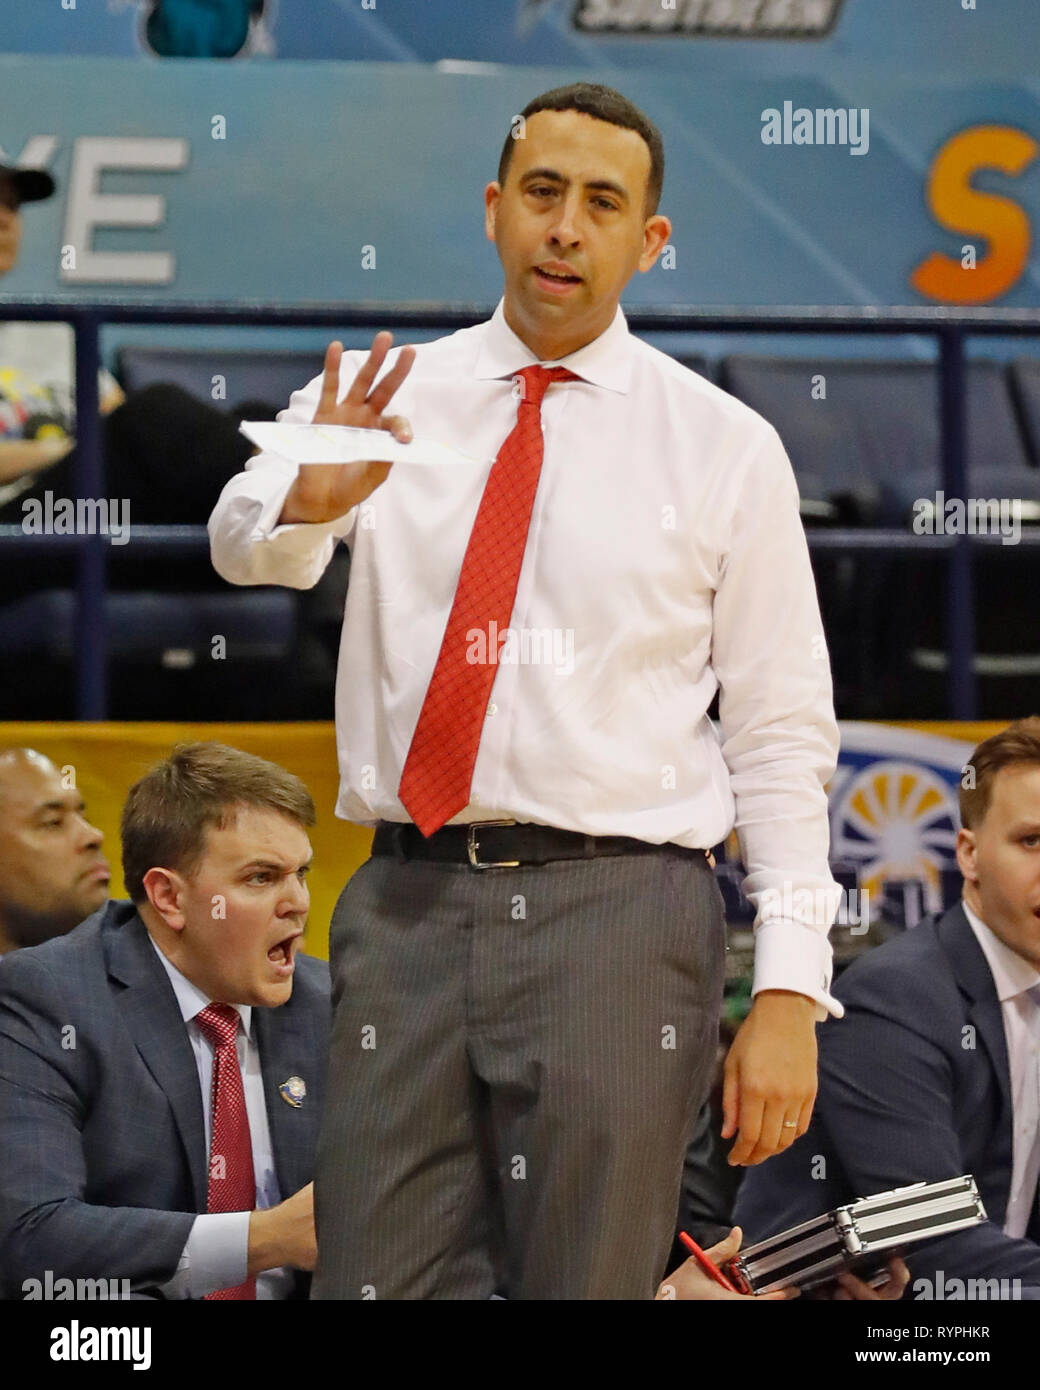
[467,818,520,870]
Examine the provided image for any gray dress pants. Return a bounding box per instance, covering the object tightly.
[311,845,727,1299]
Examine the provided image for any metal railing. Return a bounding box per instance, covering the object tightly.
[2,298,1040,719]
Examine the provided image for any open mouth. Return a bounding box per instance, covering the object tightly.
[267,933,299,974]
[533,266,582,290]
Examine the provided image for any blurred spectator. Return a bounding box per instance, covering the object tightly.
[0,747,110,956]
[0,164,255,540]
[0,164,53,274]
[1,162,345,722]
[0,161,120,516]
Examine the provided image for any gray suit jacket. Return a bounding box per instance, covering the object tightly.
[734,903,1040,1297]
[0,900,329,1299]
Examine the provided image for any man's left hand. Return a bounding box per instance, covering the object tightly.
[826,1257,910,1301]
[656,1228,796,1301]
[721,989,817,1165]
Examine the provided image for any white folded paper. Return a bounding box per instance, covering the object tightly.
[240,420,488,468]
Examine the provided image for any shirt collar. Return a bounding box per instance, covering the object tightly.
[961,898,1040,1004]
[147,930,253,1039]
[473,297,633,395]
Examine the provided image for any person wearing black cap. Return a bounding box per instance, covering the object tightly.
[0,161,123,502]
[0,163,56,274]
[0,163,256,541]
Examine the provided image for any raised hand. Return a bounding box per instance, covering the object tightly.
[278,331,416,525]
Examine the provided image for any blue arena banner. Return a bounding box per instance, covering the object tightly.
[0,0,1033,74]
[1,57,1039,309]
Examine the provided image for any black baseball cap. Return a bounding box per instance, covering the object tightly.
[0,164,56,206]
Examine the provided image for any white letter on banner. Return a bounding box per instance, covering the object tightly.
[61,136,189,284]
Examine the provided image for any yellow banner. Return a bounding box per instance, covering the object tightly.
[0,722,373,960]
[0,718,1012,959]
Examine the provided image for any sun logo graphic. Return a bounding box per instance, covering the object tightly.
[827,726,971,919]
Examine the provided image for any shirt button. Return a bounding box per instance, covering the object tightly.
[486,703,498,718]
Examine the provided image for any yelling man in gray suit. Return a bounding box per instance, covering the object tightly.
[0,742,329,1300]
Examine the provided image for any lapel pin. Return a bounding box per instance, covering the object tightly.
[279,1076,306,1108]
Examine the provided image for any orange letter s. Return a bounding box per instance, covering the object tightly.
[911,124,1037,304]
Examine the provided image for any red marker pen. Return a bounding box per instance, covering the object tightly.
[678,1230,740,1293]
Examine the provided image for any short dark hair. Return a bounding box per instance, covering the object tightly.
[960,716,1040,829]
[121,742,315,902]
[497,82,664,216]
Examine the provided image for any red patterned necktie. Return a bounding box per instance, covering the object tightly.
[398,364,578,836]
[195,1003,257,1300]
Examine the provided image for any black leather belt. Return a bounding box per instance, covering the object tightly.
[371,819,713,871]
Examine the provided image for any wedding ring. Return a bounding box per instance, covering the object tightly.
[782,1120,798,1128]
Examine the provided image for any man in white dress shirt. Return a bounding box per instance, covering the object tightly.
[209,82,842,1298]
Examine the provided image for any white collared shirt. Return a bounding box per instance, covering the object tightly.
[209,299,842,1016]
[962,899,1040,1239]
[148,934,294,1299]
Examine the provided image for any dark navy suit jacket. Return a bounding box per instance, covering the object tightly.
[734,903,1040,1297]
[0,900,329,1299]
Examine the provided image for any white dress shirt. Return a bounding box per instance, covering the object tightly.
[962,899,1040,1238]
[148,935,294,1299]
[209,299,842,1016]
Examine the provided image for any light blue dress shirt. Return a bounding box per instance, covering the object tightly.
[962,899,1040,1238]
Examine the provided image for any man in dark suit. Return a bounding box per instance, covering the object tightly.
[0,742,329,1300]
[0,746,111,956]
[735,718,1040,1299]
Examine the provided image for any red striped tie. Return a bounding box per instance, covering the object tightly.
[196,1003,257,1300]
[399,365,578,836]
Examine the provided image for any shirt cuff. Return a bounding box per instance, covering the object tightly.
[181,1211,251,1298]
[751,917,844,1021]
[210,464,357,589]
[153,1234,192,1300]
[253,468,357,548]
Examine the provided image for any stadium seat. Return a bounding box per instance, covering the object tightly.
[717,356,1037,522]
[0,589,293,660]
[0,588,318,720]
[717,356,1040,718]
[116,346,326,414]
[1009,356,1040,469]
